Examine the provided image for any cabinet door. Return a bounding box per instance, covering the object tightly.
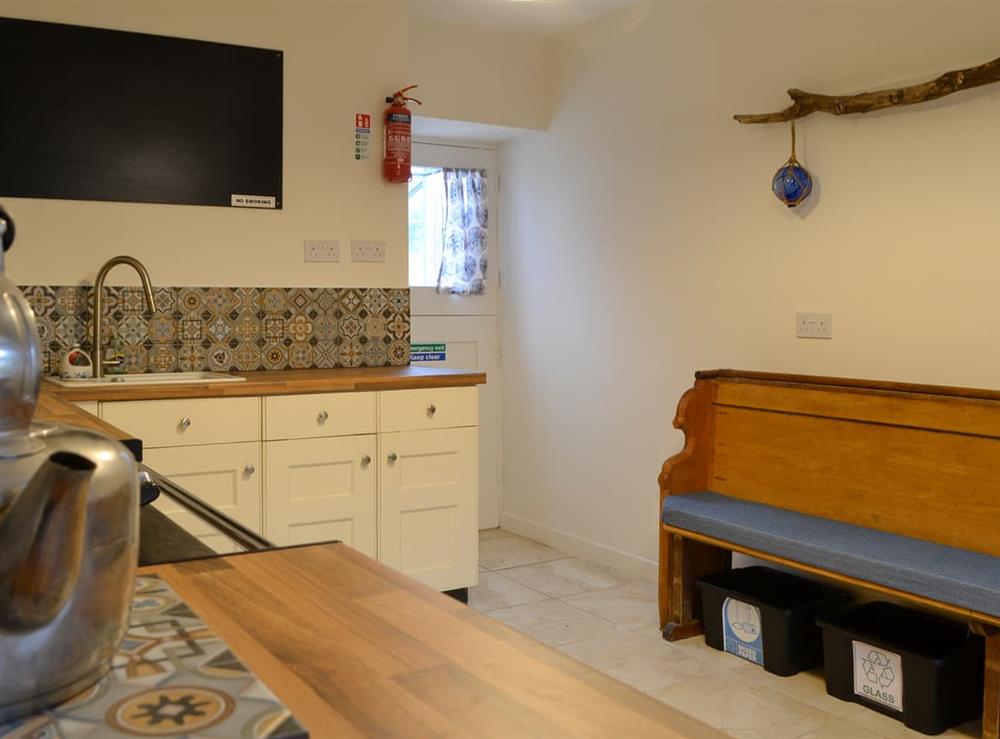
[378,427,478,591]
[145,442,262,553]
[264,435,376,555]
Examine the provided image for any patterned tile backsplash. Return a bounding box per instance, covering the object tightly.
[19,285,410,375]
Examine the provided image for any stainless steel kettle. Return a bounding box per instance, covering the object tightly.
[0,205,139,722]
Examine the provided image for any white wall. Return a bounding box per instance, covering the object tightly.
[3,0,408,288]
[499,1,1000,577]
[408,18,548,130]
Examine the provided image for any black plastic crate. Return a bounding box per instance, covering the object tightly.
[817,601,984,735]
[697,566,850,676]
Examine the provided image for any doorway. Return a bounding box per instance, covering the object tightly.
[408,142,501,529]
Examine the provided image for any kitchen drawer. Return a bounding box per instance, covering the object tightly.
[378,387,477,433]
[264,392,375,440]
[101,397,260,448]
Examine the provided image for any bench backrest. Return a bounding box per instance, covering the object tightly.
[661,370,1000,559]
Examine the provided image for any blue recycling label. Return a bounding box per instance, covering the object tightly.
[722,597,764,665]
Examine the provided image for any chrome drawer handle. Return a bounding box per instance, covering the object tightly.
[244,464,255,475]
[178,417,191,430]
[387,452,398,464]
[361,454,371,466]
[318,410,329,423]
[426,403,437,416]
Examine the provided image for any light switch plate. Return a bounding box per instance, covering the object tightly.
[796,312,833,339]
[351,240,385,263]
[304,240,340,262]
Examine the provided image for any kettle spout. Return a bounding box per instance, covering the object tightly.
[0,452,95,630]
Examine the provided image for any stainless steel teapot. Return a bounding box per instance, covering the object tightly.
[0,205,139,722]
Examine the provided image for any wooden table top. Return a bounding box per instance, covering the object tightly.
[45,366,486,402]
[140,544,723,739]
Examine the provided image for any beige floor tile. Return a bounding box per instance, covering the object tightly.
[797,717,888,739]
[647,672,836,739]
[746,662,980,739]
[500,557,634,597]
[665,635,760,673]
[475,532,985,739]
[561,581,659,630]
[556,630,720,694]
[837,700,981,739]
[468,571,549,612]
[723,662,833,704]
[478,534,569,570]
[478,527,514,542]
[486,599,622,647]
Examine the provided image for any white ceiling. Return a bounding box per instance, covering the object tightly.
[407,0,635,36]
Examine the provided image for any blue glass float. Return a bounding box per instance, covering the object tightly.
[771,121,813,208]
[772,159,813,207]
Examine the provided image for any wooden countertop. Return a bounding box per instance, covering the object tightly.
[140,544,722,739]
[45,367,486,402]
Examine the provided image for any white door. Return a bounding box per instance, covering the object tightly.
[263,435,376,554]
[409,142,501,528]
[378,427,478,591]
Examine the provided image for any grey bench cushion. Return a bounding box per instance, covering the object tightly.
[662,492,1000,618]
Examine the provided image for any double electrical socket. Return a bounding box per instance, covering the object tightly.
[796,312,833,339]
[303,239,387,263]
[303,240,340,262]
[351,240,386,263]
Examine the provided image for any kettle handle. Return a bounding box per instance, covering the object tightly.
[0,204,14,252]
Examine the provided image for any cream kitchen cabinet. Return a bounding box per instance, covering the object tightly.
[378,426,478,592]
[71,400,100,416]
[263,392,377,555]
[143,442,262,554]
[101,396,263,554]
[377,386,479,591]
[98,384,479,591]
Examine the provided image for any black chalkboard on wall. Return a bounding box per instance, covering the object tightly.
[0,18,283,209]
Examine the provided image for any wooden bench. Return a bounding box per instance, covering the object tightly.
[658,370,1000,739]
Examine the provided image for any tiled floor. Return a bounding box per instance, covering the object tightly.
[471,528,981,739]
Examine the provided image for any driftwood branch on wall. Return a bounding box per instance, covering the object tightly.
[734,54,1000,124]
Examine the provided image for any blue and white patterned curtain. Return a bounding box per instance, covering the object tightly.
[437,168,488,295]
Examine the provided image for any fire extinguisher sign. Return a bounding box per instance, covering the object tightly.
[354,113,371,161]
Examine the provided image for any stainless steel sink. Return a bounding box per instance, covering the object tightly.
[48,372,247,388]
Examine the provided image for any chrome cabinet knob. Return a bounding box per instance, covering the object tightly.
[178,417,191,430]
[361,454,371,466]
[244,464,255,475]
[387,452,398,464]
[318,410,329,423]
[426,403,437,416]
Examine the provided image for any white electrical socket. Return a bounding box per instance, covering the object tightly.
[351,240,386,263]
[304,240,340,262]
[796,312,833,339]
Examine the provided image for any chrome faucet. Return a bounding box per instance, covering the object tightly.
[92,256,157,378]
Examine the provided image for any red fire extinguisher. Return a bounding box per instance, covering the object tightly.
[383,85,422,183]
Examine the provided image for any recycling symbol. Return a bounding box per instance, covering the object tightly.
[861,649,896,688]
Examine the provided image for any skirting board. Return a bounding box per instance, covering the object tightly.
[498,511,658,583]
